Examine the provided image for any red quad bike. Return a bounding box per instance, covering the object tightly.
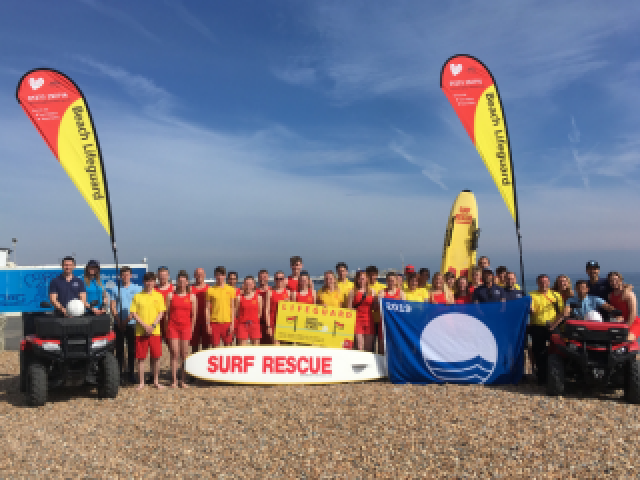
[19,302,119,406]
[547,307,640,403]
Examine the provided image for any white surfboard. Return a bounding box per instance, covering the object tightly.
[185,346,387,385]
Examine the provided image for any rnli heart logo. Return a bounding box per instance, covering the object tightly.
[29,77,45,90]
[450,64,463,76]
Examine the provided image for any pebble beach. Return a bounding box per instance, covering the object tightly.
[0,348,639,478]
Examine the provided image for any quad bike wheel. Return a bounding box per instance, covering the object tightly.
[547,354,565,396]
[98,353,119,399]
[27,362,47,407]
[625,357,640,404]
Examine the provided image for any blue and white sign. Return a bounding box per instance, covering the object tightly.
[382,297,530,385]
[0,264,146,313]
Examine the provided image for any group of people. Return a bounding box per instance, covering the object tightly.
[48,254,639,389]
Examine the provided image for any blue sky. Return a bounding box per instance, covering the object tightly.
[2,1,640,278]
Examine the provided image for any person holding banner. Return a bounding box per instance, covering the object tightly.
[529,274,564,384]
[257,269,271,344]
[472,270,506,304]
[454,276,473,304]
[379,272,406,354]
[317,271,342,308]
[336,262,353,307]
[130,272,166,390]
[166,270,196,388]
[405,273,428,302]
[236,276,262,346]
[444,272,456,294]
[429,273,453,305]
[418,268,431,291]
[348,270,377,352]
[469,267,483,294]
[266,271,289,346]
[190,268,211,353]
[291,271,316,304]
[83,260,108,315]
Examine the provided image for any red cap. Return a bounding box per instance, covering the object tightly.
[405,265,415,273]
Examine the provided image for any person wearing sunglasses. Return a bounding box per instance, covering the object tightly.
[265,270,289,346]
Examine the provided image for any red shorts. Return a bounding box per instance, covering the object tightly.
[167,323,192,341]
[236,320,261,340]
[190,317,211,349]
[135,335,162,360]
[355,320,374,335]
[210,322,233,347]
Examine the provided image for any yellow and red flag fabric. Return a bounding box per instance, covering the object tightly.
[440,55,517,224]
[16,69,114,240]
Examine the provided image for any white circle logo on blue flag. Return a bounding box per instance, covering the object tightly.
[420,312,497,384]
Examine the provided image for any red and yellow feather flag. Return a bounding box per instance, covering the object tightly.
[16,68,115,244]
[440,55,518,224]
[440,55,525,289]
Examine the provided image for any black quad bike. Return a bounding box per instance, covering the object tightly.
[19,302,119,406]
[547,307,640,403]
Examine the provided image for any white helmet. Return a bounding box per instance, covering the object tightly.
[584,310,603,322]
[66,299,85,317]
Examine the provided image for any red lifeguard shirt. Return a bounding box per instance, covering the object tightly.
[295,289,314,304]
[269,288,290,326]
[190,283,209,321]
[287,276,299,292]
[169,293,192,327]
[237,292,260,324]
[155,283,174,305]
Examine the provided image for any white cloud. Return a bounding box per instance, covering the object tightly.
[74,56,173,114]
[79,0,160,43]
[164,0,216,43]
[274,1,640,103]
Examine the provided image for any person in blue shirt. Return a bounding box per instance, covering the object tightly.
[504,271,525,301]
[565,279,615,320]
[84,259,109,315]
[472,269,506,303]
[49,256,87,317]
[109,266,143,384]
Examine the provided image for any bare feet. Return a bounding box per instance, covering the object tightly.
[170,383,178,389]
[136,384,145,390]
[153,383,164,389]
[180,382,189,389]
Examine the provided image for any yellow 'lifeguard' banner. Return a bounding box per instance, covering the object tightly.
[275,302,355,349]
[16,69,114,241]
[440,55,517,223]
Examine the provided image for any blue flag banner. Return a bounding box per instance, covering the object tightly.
[382,297,530,385]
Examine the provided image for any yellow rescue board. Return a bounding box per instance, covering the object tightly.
[440,190,480,279]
